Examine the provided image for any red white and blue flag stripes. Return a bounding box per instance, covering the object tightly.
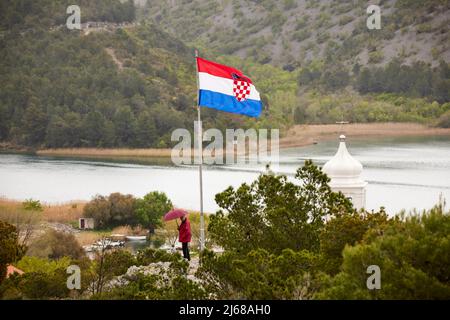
[196,57,263,117]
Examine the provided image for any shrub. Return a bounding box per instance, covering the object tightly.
[339,15,354,26]
[83,193,137,229]
[0,221,26,282]
[368,51,384,64]
[26,230,84,260]
[436,110,450,128]
[22,199,43,212]
[135,192,173,233]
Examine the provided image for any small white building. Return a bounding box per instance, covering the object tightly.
[322,135,367,210]
[79,217,95,230]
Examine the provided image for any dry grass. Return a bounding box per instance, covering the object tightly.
[110,225,148,236]
[111,225,133,235]
[75,231,104,246]
[41,202,85,223]
[0,198,22,215]
[37,148,173,158]
[0,198,85,224]
[36,147,247,159]
[0,198,41,226]
[281,123,450,148]
[35,124,450,162]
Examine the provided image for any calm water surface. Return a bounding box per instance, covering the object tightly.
[1,135,449,215]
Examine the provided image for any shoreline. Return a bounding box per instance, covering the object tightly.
[2,123,450,160]
[279,123,450,149]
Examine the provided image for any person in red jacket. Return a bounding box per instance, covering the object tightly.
[178,214,191,261]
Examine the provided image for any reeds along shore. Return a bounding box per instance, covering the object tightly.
[0,198,85,223]
[36,148,174,158]
[33,123,450,159]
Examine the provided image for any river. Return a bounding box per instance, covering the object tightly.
[1,135,449,215]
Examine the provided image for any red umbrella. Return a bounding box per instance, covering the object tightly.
[164,208,188,222]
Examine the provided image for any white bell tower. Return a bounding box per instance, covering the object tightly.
[322,135,367,210]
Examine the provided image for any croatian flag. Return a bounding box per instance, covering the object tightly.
[196,57,262,117]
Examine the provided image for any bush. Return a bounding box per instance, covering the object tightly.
[339,15,354,26]
[292,30,311,42]
[368,51,384,64]
[26,230,84,260]
[135,192,173,234]
[197,248,319,299]
[83,193,137,229]
[1,256,72,300]
[0,221,26,282]
[316,203,450,299]
[208,160,354,255]
[16,256,71,274]
[436,110,450,128]
[0,265,70,299]
[22,199,43,212]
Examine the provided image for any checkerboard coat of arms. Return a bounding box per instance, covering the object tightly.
[231,73,251,102]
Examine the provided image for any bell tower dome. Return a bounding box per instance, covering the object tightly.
[322,135,367,210]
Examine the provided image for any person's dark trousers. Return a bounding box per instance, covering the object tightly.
[182,242,190,261]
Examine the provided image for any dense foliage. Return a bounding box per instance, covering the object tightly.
[209,160,354,254]
[0,247,205,300]
[1,1,449,150]
[1,162,449,300]
[0,221,26,282]
[83,191,173,230]
[356,60,450,103]
[0,22,197,148]
[26,229,84,260]
[83,193,137,229]
[135,192,173,233]
[0,0,135,31]
[316,203,450,299]
[197,161,450,299]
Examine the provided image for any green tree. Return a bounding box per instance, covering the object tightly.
[356,68,372,93]
[437,110,450,128]
[20,102,47,146]
[113,106,138,146]
[136,110,157,147]
[22,199,43,212]
[0,221,26,283]
[197,248,319,299]
[209,160,354,255]
[293,106,307,124]
[319,209,391,275]
[108,192,137,226]
[87,249,136,295]
[1,256,72,299]
[45,115,69,148]
[316,202,450,299]
[83,195,111,229]
[83,193,137,229]
[322,65,350,90]
[135,192,173,234]
[82,110,108,147]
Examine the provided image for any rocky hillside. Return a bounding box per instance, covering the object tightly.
[0,0,449,150]
[141,0,449,69]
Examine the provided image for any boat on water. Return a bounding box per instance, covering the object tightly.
[83,238,125,252]
[125,235,147,241]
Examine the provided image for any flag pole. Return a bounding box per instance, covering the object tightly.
[195,49,205,257]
